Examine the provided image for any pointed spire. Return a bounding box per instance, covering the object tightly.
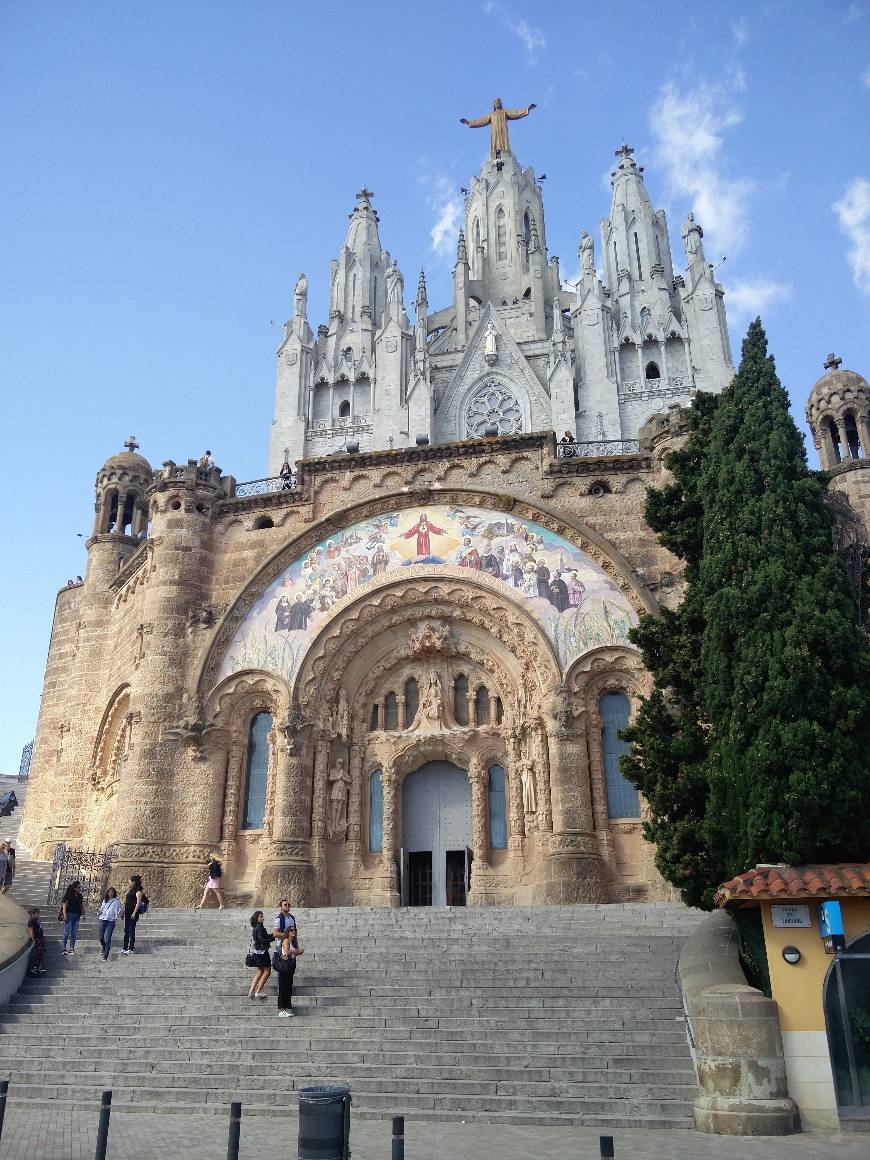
[610,141,645,185]
[528,215,541,254]
[456,229,468,265]
[416,269,428,308]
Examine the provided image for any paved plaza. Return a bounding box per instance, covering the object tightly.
[0,1106,866,1160]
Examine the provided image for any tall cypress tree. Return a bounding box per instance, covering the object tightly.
[623,320,870,909]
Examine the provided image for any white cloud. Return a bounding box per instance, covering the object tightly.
[833,177,870,296]
[862,65,870,88]
[726,276,793,323]
[483,2,546,64]
[418,170,462,259]
[846,2,870,21]
[731,16,748,47]
[649,76,754,255]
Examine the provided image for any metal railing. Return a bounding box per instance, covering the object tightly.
[234,475,297,497]
[18,741,33,783]
[556,439,640,459]
[47,843,115,909]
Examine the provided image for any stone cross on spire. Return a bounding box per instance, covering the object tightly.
[124,436,139,453]
[824,353,843,371]
[615,143,634,160]
[356,187,374,206]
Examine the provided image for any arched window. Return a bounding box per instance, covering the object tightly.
[368,769,383,852]
[473,217,481,254]
[645,362,661,381]
[404,678,419,727]
[523,210,531,248]
[120,493,135,536]
[494,696,504,725]
[496,208,507,262]
[351,272,357,319]
[488,765,507,849]
[600,692,639,818]
[654,231,661,264]
[105,490,119,533]
[844,413,862,460]
[826,418,843,464]
[241,711,272,829]
[370,703,379,732]
[453,675,469,726]
[371,276,377,315]
[475,686,491,726]
[338,400,351,418]
[384,691,398,731]
[633,233,642,279]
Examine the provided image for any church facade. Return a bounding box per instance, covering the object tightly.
[21,110,870,908]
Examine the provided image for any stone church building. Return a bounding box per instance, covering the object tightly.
[21,106,870,908]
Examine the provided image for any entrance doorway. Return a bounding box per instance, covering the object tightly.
[825,931,870,1119]
[401,761,472,907]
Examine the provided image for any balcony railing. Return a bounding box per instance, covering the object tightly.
[235,475,297,497]
[556,439,640,459]
[310,415,372,437]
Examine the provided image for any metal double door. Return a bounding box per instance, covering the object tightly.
[400,761,472,906]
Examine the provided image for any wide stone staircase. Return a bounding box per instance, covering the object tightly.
[0,889,704,1127]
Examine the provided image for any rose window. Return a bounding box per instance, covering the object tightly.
[465,384,523,438]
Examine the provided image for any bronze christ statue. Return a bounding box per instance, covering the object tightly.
[460,97,537,157]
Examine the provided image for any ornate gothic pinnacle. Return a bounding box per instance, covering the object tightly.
[417,269,428,306]
[456,229,468,264]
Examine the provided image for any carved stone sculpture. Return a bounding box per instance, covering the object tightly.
[327,756,350,841]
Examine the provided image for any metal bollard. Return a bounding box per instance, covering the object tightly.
[0,1078,8,1142]
[391,1115,404,1160]
[599,1136,615,1159]
[227,1100,242,1160]
[95,1090,112,1160]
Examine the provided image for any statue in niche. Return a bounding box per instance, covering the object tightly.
[579,229,595,277]
[293,272,308,319]
[385,260,404,316]
[484,321,498,366]
[420,670,447,728]
[335,688,351,741]
[519,757,537,815]
[327,756,351,841]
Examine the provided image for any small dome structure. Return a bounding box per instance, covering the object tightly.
[805,355,870,470]
[93,437,153,538]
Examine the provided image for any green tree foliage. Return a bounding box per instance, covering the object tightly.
[622,320,870,909]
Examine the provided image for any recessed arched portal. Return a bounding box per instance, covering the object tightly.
[401,761,472,907]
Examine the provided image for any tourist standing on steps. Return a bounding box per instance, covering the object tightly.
[246,911,273,999]
[271,899,296,989]
[122,875,144,955]
[98,887,122,960]
[195,854,226,910]
[27,908,46,976]
[61,881,85,955]
[0,844,8,895]
[1,845,15,894]
[276,929,304,1017]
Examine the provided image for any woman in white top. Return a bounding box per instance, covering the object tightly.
[98,887,122,961]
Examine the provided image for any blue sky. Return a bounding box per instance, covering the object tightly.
[1,0,868,771]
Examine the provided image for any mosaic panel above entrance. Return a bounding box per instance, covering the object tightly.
[215,504,638,687]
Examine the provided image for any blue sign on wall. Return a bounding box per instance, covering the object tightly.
[818,900,846,953]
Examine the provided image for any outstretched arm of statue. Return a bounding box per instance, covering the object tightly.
[460,114,492,128]
[505,104,537,119]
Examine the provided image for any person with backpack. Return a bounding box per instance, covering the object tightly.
[245,911,273,998]
[195,854,225,910]
[276,928,304,1018]
[121,874,146,955]
[98,887,122,960]
[61,881,85,955]
[27,908,46,976]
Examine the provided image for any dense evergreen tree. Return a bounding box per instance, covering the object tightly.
[622,320,870,909]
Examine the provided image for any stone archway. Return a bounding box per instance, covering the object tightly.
[401,760,472,906]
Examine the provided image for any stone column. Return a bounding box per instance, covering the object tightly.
[257,717,315,905]
[543,694,605,903]
[468,754,489,872]
[310,733,331,894]
[836,419,849,461]
[346,744,364,871]
[371,762,399,906]
[858,415,870,458]
[506,732,524,853]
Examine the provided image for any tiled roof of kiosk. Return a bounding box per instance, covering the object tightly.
[714,864,870,905]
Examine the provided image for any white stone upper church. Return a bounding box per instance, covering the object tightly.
[269,106,735,473]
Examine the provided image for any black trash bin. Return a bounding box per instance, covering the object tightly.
[298,1085,351,1160]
